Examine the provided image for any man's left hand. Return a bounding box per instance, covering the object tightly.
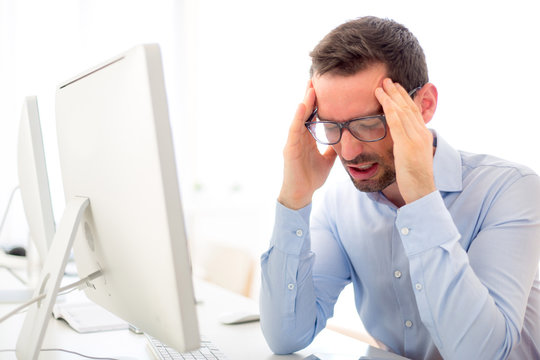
[375,78,436,204]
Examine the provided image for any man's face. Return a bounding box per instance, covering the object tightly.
[312,64,396,193]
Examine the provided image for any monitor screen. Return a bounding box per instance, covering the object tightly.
[53,44,199,352]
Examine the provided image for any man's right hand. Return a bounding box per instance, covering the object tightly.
[277,82,337,210]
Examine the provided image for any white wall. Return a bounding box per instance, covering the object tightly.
[0,1,539,296]
[0,0,184,247]
[184,0,540,271]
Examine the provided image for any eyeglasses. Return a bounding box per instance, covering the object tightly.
[305,86,422,145]
[305,111,386,145]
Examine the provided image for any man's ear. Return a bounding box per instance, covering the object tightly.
[416,83,438,124]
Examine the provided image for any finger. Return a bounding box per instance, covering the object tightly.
[378,80,425,137]
[303,85,316,114]
[375,86,407,138]
[301,87,316,121]
[381,79,417,111]
[289,87,316,136]
[382,80,422,121]
[376,88,422,145]
[393,83,428,137]
[304,78,313,95]
[394,83,423,120]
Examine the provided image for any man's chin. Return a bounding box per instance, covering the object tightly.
[350,175,396,193]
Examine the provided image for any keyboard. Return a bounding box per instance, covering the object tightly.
[145,334,228,360]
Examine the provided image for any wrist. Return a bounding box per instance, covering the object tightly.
[277,191,312,210]
[403,182,437,205]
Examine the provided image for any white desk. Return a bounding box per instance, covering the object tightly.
[0,277,404,359]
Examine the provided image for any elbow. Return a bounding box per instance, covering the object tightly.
[263,334,310,355]
[444,313,523,360]
[482,313,524,359]
[265,338,302,355]
[260,317,312,355]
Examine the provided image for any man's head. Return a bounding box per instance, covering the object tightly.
[309,17,435,195]
[310,16,428,92]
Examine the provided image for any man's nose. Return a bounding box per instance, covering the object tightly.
[336,129,364,161]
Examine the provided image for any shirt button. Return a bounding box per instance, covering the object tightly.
[401,227,410,235]
[415,283,423,291]
[405,320,413,328]
[295,229,303,237]
[394,270,402,279]
[287,283,295,290]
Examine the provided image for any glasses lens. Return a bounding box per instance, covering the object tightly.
[348,117,386,141]
[308,122,340,145]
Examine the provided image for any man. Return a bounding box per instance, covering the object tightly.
[260,16,540,360]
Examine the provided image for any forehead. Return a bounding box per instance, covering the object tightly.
[312,63,387,120]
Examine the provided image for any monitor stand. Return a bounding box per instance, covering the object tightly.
[16,196,89,360]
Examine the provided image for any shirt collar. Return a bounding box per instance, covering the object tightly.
[432,130,463,192]
[366,130,463,205]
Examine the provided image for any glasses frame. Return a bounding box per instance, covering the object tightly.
[305,112,387,145]
[304,86,422,146]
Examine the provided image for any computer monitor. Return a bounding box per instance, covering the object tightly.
[0,96,56,303]
[17,96,56,264]
[16,44,200,359]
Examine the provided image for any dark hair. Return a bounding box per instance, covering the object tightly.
[309,16,428,91]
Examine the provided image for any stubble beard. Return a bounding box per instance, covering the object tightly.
[342,148,396,193]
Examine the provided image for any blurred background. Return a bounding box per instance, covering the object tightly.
[1,0,539,339]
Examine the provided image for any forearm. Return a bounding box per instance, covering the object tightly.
[259,202,320,354]
[399,185,540,359]
[260,201,349,354]
[260,248,320,354]
[408,238,512,359]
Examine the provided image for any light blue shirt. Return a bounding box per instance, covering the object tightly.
[260,133,540,359]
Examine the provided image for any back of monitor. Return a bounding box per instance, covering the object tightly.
[58,44,199,351]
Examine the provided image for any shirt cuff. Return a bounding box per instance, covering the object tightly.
[396,191,460,256]
[270,201,312,255]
